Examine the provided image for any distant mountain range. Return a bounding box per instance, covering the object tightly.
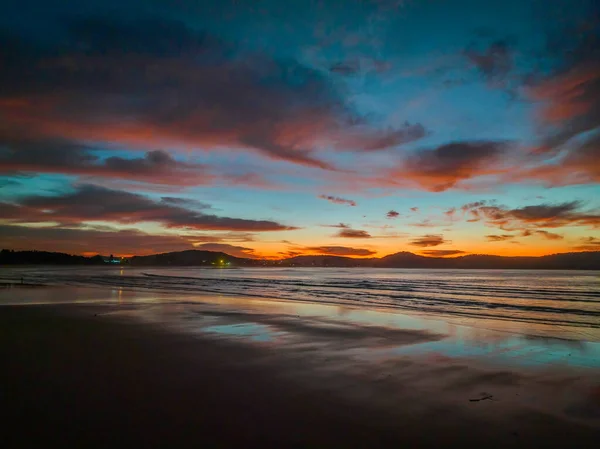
[279,251,600,270]
[3,248,599,270]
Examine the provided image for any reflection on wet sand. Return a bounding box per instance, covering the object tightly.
[2,285,600,443]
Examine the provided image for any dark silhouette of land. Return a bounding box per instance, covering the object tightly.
[2,248,600,269]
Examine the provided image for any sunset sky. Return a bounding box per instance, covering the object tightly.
[1,0,599,259]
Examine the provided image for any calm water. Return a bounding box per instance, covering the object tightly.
[2,266,599,334]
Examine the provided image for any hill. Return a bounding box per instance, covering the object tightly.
[2,249,599,270]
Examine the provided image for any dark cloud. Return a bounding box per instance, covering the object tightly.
[386,210,400,219]
[462,200,600,230]
[318,194,357,206]
[409,234,447,247]
[305,246,376,256]
[322,223,350,228]
[530,230,563,240]
[330,60,361,76]
[336,228,371,238]
[0,224,195,255]
[348,122,427,152]
[0,135,270,187]
[485,234,514,242]
[0,15,425,168]
[3,184,296,231]
[398,141,509,191]
[573,236,600,251]
[465,40,514,84]
[421,250,466,257]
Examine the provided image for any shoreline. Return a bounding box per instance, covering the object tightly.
[2,303,600,448]
[1,286,600,447]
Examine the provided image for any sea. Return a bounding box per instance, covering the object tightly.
[2,265,600,368]
[1,266,599,333]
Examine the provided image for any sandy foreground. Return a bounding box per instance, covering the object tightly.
[1,285,599,448]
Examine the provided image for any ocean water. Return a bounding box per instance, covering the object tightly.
[2,266,599,334]
[3,265,600,370]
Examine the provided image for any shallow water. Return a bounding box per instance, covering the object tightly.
[2,266,599,336]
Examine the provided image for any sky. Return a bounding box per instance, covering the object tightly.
[0,0,599,259]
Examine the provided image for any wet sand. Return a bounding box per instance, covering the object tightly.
[1,288,599,448]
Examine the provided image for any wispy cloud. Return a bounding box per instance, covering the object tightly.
[1,184,297,232]
[318,195,357,206]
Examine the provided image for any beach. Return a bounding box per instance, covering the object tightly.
[1,281,599,448]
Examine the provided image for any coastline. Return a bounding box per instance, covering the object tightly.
[1,286,599,447]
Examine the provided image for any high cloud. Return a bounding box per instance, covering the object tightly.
[1,184,296,232]
[409,234,447,247]
[0,15,425,170]
[386,210,400,219]
[318,195,357,206]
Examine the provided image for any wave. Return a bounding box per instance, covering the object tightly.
[2,267,599,329]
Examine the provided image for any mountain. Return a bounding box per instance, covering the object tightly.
[129,250,265,266]
[2,248,600,270]
[275,251,600,270]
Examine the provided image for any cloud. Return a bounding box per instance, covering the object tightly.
[322,223,350,228]
[2,184,296,231]
[0,15,425,169]
[485,234,514,242]
[0,224,195,256]
[465,40,514,84]
[410,207,419,212]
[329,60,361,75]
[573,236,600,251]
[531,230,563,240]
[462,200,600,230]
[408,219,444,228]
[305,246,376,256]
[339,122,427,152]
[192,243,258,258]
[318,195,357,206]
[394,141,510,191]
[409,234,447,247]
[336,228,372,238]
[386,210,400,219]
[522,20,600,185]
[512,133,600,186]
[421,250,466,257]
[0,135,273,187]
